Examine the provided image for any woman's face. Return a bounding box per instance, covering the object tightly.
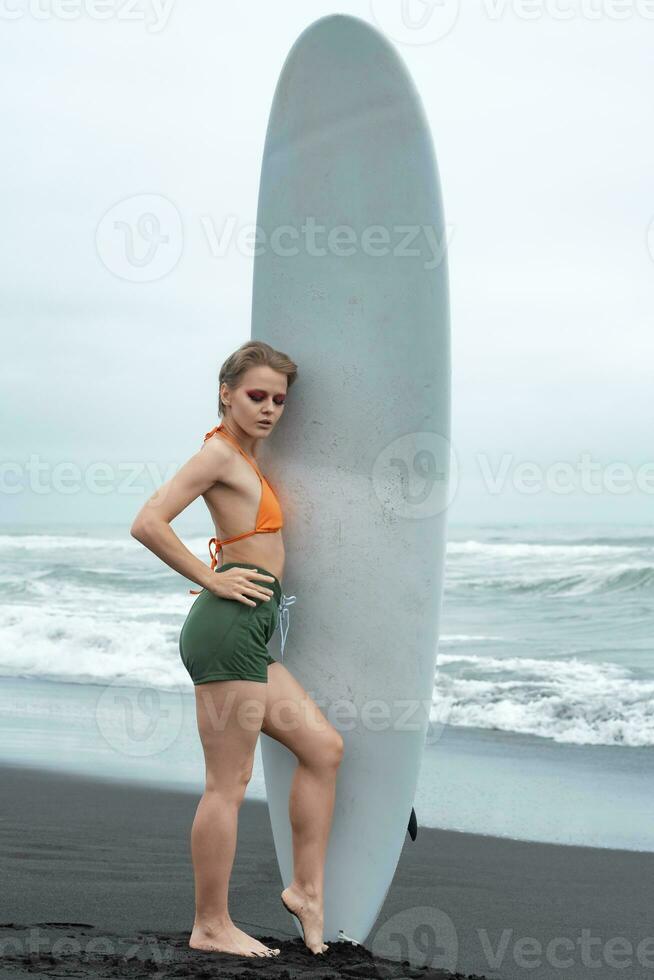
[223,366,287,435]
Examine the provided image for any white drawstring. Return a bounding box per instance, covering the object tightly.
[277,592,297,660]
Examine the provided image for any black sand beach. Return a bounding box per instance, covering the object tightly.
[1,763,653,980]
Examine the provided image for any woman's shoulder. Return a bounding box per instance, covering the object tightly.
[200,428,232,458]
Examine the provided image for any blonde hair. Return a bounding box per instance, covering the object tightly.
[218,340,298,417]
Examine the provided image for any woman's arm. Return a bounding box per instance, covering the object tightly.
[130,437,232,593]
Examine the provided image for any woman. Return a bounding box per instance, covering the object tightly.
[130,340,344,959]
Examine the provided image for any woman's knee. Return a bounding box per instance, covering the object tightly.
[205,758,253,800]
[303,728,344,769]
[332,730,345,764]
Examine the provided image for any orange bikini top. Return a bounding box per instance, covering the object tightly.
[189,423,283,594]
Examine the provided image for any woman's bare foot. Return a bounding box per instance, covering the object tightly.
[281,884,329,954]
[189,919,280,957]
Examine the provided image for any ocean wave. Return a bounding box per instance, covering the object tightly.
[0,603,188,690]
[0,533,208,553]
[447,540,641,558]
[456,564,654,596]
[433,652,654,747]
[439,634,501,643]
[0,534,135,552]
[574,535,654,548]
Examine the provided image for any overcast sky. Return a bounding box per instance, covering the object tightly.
[2,0,653,528]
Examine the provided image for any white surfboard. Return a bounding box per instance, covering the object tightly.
[254,14,451,944]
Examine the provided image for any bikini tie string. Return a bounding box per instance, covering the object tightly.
[277,593,297,660]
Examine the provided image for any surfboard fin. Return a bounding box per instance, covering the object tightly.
[407,806,418,841]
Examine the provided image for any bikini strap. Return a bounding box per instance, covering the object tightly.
[188,424,267,597]
[212,424,263,478]
[189,537,221,594]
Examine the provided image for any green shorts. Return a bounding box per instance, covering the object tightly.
[179,562,281,684]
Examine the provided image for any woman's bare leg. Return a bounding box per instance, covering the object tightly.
[261,662,345,954]
[189,679,280,958]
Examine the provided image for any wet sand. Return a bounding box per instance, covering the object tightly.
[1,762,653,979]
